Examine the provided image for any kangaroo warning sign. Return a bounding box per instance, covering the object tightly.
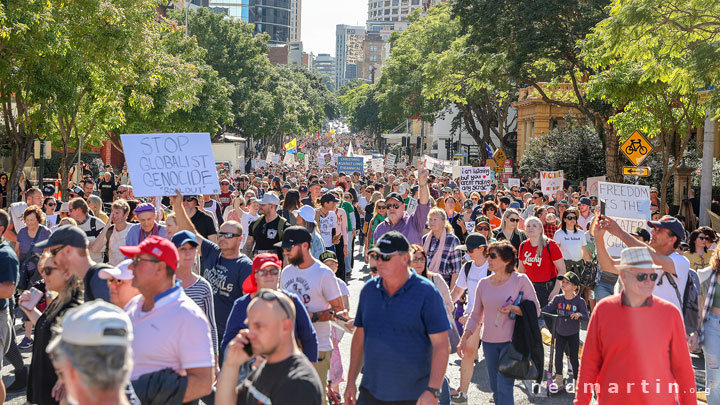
[620,130,653,166]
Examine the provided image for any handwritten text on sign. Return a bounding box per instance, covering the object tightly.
[337,156,364,175]
[459,167,493,193]
[597,181,651,257]
[121,133,219,197]
[540,170,564,196]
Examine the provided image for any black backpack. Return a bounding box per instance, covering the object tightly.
[659,271,700,334]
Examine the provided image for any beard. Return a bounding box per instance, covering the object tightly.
[288,250,303,266]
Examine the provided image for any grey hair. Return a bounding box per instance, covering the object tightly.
[52,342,133,392]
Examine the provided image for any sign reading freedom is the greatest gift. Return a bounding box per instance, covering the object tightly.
[121,133,220,197]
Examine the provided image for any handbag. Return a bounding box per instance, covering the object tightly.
[447,315,461,354]
[498,343,539,380]
[579,259,598,289]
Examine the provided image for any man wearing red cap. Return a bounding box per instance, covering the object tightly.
[121,235,214,403]
[221,253,318,364]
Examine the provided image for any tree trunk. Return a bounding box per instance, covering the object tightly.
[604,127,621,182]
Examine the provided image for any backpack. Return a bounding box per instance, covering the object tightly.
[660,271,700,334]
[250,215,288,244]
[102,224,115,263]
[83,263,114,301]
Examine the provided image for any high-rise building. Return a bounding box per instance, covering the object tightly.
[335,25,366,89]
[362,32,387,83]
[290,0,301,42]
[366,0,427,24]
[314,53,336,91]
[207,0,291,45]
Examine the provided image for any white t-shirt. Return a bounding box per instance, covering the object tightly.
[653,252,691,314]
[455,260,490,314]
[318,211,338,247]
[9,201,27,233]
[126,288,214,380]
[577,212,594,231]
[108,225,132,266]
[280,260,342,352]
[239,212,259,249]
[77,215,106,263]
[553,229,586,262]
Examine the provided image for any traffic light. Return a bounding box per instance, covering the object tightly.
[444,139,452,151]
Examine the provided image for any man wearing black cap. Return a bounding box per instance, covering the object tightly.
[303,180,322,206]
[345,231,450,405]
[577,197,594,231]
[278,226,347,405]
[373,160,431,246]
[596,215,692,335]
[182,195,218,243]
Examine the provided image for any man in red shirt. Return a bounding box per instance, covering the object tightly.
[218,179,233,211]
[575,246,695,404]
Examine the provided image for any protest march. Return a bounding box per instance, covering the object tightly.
[0,128,717,405]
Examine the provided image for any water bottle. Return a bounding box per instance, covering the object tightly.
[509,291,523,320]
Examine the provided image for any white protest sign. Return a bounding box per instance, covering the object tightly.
[330,154,338,166]
[587,176,606,198]
[317,154,325,169]
[121,133,219,197]
[406,197,418,215]
[540,170,564,197]
[385,154,397,170]
[431,163,444,178]
[266,151,275,163]
[371,158,384,173]
[597,181,652,257]
[509,178,521,189]
[397,158,407,169]
[257,159,266,169]
[465,221,476,232]
[304,154,309,171]
[273,154,281,164]
[283,153,295,166]
[459,167,493,193]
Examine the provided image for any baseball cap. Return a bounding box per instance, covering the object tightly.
[171,230,199,248]
[484,194,495,202]
[320,193,339,204]
[67,186,85,198]
[220,178,231,185]
[319,250,338,263]
[309,180,321,188]
[242,253,283,294]
[298,205,316,224]
[475,216,490,226]
[579,197,591,206]
[508,201,521,210]
[557,200,569,207]
[260,193,280,206]
[499,196,511,205]
[282,184,291,189]
[455,233,488,252]
[59,202,70,213]
[298,185,308,193]
[630,227,651,241]
[134,202,155,215]
[46,300,133,354]
[385,192,403,203]
[274,226,312,249]
[183,195,198,201]
[119,235,179,270]
[647,215,685,240]
[463,199,474,210]
[442,187,452,193]
[448,181,458,189]
[557,272,581,286]
[42,184,56,197]
[98,259,133,281]
[36,225,88,250]
[368,231,410,255]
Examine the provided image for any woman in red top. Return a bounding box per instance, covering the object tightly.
[518,216,566,312]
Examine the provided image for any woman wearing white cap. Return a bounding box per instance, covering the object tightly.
[296,205,326,260]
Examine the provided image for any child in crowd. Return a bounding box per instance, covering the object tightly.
[541,271,589,390]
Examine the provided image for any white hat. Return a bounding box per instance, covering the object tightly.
[298,205,316,224]
[46,300,133,353]
[615,247,662,270]
[59,202,70,213]
[260,192,280,206]
[98,259,133,280]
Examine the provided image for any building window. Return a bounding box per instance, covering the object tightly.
[384,9,390,14]
[369,45,377,52]
[392,8,398,14]
[369,55,377,62]
[411,0,419,4]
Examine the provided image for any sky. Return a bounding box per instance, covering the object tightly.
[301,0,367,57]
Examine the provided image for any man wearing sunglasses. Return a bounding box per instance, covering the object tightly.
[181,195,218,243]
[373,159,431,246]
[345,231,449,405]
[278,226,347,404]
[121,235,214,404]
[575,246,695,405]
[171,191,252,342]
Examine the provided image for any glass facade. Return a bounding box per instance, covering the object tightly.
[207,0,290,44]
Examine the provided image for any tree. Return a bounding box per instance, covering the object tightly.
[340,83,393,137]
[518,119,606,181]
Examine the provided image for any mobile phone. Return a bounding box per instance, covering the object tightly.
[600,199,606,216]
[243,341,253,357]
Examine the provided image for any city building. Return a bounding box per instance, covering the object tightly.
[335,25,366,89]
[206,0,291,44]
[290,0,301,42]
[314,53,336,91]
[366,0,426,23]
[361,32,387,83]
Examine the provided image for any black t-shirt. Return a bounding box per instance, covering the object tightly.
[250,215,283,254]
[236,354,322,405]
[98,179,116,203]
[191,209,218,239]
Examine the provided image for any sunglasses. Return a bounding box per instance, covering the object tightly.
[478,225,490,231]
[698,236,708,241]
[377,205,387,209]
[117,190,127,194]
[507,218,519,223]
[131,256,162,266]
[386,203,401,209]
[629,272,659,282]
[566,216,577,221]
[107,279,124,286]
[369,252,400,262]
[219,232,242,239]
[257,290,293,320]
[488,252,499,259]
[41,266,57,276]
[256,268,280,277]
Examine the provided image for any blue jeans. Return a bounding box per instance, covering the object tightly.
[345,235,353,273]
[482,341,515,405]
[594,280,615,301]
[703,312,720,404]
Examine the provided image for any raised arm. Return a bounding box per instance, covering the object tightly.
[171,190,199,236]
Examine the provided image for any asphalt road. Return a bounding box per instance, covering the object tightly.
[2,244,708,404]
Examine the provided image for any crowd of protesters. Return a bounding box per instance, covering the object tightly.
[0,132,717,405]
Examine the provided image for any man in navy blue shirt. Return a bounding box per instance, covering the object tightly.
[0,209,19,402]
[344,231,450,405]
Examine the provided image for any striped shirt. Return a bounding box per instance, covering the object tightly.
[184,277,218,356]
[422,231,462,278]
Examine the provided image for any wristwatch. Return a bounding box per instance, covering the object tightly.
[426,387,441,398]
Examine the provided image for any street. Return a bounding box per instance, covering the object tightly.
[1,244,709,404]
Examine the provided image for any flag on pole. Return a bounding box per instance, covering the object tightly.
[284,138,297,151]
[485,142,494,158]
[347,141,354,157]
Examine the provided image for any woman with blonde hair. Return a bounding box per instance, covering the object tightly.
[493,208,527,251]
[364,198,387,258]
[423,207,463,289]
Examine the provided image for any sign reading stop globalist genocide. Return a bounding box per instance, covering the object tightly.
[121,133,220,197]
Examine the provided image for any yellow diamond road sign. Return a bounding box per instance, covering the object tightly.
[493,148,507,166]
[620,130,653,166]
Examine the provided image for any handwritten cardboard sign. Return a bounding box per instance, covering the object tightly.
[385,154,397,170]
[508,178,521,189]
[540,170,564,197]
[121,133,219,197]
[371,158,384,173]
[587,176,606,198]
[459,167,493,193]
[597,181,651,257]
